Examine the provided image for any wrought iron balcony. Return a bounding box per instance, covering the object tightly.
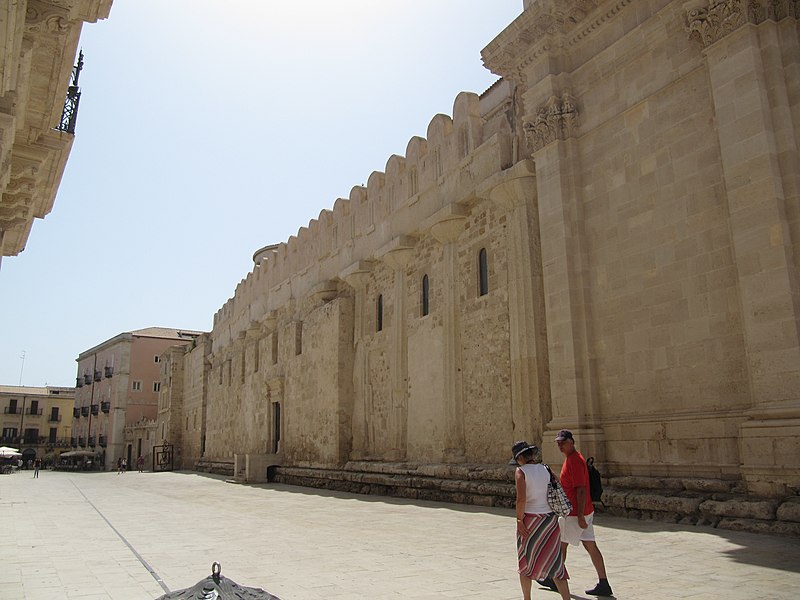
[55,51,83,135]
[26,408,43,416]
[101,401,110,413]
[3,407,19,414]
[104,366,114,378]
[88,436,96,447]
[81,406,90,417]
[78,436,85,447]
[83,374,92,385]
[98,435,107,447]
[93,370,102,382]
[76,377,83,388]
[48,414,62,423]
[90,404,99,416]
[73,407,81,419]
[70,437,77,447]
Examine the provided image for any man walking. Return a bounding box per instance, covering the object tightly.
[539,429,612,596]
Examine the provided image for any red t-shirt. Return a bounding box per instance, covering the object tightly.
[560,450,594,517]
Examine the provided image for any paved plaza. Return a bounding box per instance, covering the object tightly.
[0,469,798,599]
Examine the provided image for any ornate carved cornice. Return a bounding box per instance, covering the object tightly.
[481,0,633,84]
[25,1,70,35]
[685,0,799,48]
[523,92,579,154]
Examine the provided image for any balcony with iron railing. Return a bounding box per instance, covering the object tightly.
[93,370,101,382]
[90,404,99,416]
[3,407,19,414]
[73,407,81,419]
[101,401,110,413]
[81,406,90,417]
[83,374,92,385]
[88,436,96,447]
[98,435,107,447]
[70,437,77,447]
[104,366,114,378]
[26,408,43,416]
[76,377,83,388]
[48,414,62,423]
[78,436,85,447]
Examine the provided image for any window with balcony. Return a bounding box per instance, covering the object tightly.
[23,428,38,444]
[99,435,107,447]
[49,407,60,422]
[104,366,114,378]
[76,376,83,388]
[4,399,18,415]
[49,428,57,444]
[84,373,92,385]
[90,404,99,416]
[81,406,90,417]
[78,436,85,447]
[101,401,110,413]
[73,407,81,419]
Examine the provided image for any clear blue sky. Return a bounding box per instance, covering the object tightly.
[1,0,522,387]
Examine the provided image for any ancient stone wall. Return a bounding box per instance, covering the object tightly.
[176,0,800,503]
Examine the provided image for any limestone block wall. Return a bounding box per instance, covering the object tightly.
[176,0,800,499]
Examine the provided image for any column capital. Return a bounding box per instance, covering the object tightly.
[376,236,416,270]
[523,91,579,154]
[421,205,469,245]
[478,159,537,212]
[339,260,374,290]
[684,0,797,49]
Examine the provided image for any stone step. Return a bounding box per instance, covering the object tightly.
[270,462,800,536]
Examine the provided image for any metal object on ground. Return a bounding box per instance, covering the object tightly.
[155,562,281,599]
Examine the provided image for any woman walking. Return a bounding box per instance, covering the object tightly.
[512,440,570,600]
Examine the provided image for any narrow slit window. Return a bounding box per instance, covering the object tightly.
[478,248,489,296]
[421,274,430,316]
[377,294,384,332]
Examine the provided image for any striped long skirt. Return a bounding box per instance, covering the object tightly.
[517,512,569,581]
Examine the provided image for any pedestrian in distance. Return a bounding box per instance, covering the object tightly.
[512,440,571,600]
[117,457,123,474]
[33,457,41,478]
[539,429,613,597]
[136,455,144,472]
[121,457,127,473]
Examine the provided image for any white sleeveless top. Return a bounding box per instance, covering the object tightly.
[518,463,551,514]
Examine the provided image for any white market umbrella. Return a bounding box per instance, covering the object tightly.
[0,446,21,458]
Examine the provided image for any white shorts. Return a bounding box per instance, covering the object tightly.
[559,511,596,546]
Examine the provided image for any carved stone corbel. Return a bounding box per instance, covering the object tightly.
[523,92,579,154]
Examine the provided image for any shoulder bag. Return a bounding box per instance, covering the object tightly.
[544,464,573,517]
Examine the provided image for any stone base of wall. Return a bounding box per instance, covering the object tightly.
[195,458,234,477]
[269,462,800,536]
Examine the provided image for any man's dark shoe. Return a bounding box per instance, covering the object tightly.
[536,577,558,592]
[586,579,613,596]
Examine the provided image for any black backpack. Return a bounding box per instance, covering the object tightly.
[586,457,604,506]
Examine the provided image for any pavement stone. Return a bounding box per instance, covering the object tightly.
[0,469,798,599]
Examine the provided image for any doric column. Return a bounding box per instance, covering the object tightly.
[377,237,416,460]
[429,210,469,461]
[685,0,800,494]
[340,260,374,459]
[481,159,550,444]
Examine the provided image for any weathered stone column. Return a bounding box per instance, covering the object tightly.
[481,159,551,444]
[686,2,800,494]
[377,237,416,460]
[340,261,374,460]
[525,91,603,458]
[430,211,468,461]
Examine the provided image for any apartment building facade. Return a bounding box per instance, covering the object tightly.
[73,327,201,470]
[0,385,75,464]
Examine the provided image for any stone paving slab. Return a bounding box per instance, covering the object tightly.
[0,470,798,599]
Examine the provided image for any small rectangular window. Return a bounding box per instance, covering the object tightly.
[132,381,142,392]
[153,382,161,392]
[154,355,161,363]
[295,322,303,356]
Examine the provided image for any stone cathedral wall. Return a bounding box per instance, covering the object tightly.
[173,0,800,516]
